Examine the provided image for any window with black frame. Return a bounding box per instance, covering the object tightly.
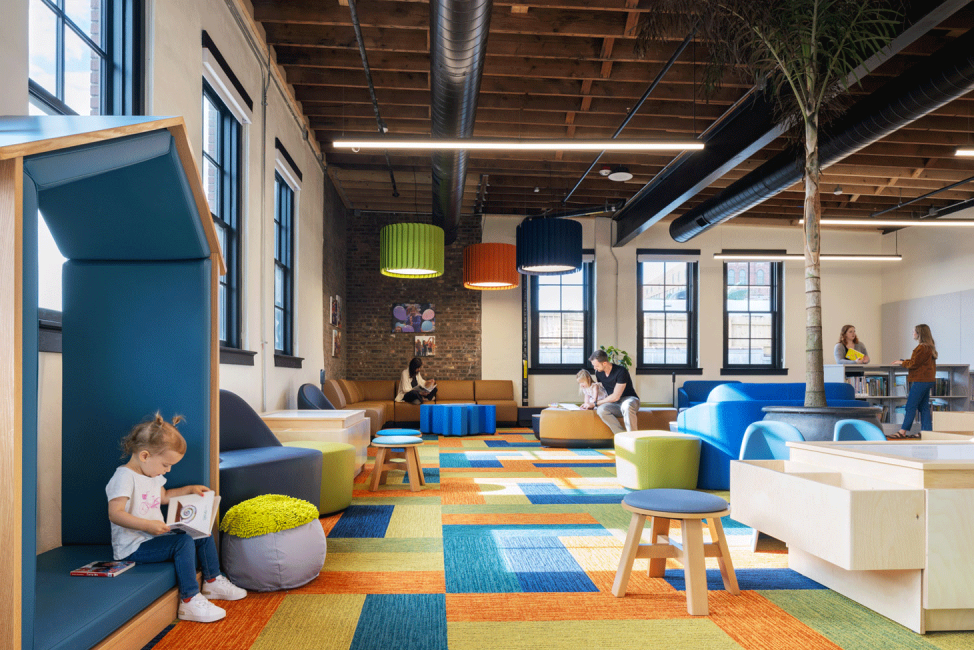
[530,255,594,373]
[202,83,242,349]
[723,261,784,371]
[273,173,295,356]
[29,0,142,352]
[637,251,699,373]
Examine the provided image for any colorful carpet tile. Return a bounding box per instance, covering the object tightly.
[146,430,974,650]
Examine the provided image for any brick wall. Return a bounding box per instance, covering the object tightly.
[321,174,347,382]
[345,212,482,381]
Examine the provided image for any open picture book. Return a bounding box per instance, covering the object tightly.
[166,490,221,539]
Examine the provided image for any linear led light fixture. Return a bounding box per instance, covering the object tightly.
[800,218,974,227]
[956,148,974,156]
[332,138,704,152]
[713,249,901,262]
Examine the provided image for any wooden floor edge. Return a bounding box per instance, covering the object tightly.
[91,587,178,650]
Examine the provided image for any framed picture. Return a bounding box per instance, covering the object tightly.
[330,295,342,327]
[392,302,435,333]
[332,329,341,357]
[415,335,435,357]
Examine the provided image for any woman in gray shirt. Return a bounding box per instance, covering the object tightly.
[834,324,870,364]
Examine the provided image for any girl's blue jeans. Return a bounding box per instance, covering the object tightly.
[124,531,220,599]
[901,381,934,432]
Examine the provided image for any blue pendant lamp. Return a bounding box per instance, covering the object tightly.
[516,218,583,275]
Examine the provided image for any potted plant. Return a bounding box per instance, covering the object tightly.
[599,345,633,371]
[637,0,899,410]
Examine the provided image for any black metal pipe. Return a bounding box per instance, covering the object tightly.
[871,173,974,217]
[562,27,698,205]
[669,28,974,242]
[346,0,399,197]
[429,0,493,245]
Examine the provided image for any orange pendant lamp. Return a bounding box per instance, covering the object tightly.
[463,243,519,290]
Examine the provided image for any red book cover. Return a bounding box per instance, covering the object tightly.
[70,561,136,577]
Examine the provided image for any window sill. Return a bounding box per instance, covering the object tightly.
[220,347,257,366]
[274,353,304,369]
[528,367,585,376]
[636,367,703,376]
[720,367,789,376]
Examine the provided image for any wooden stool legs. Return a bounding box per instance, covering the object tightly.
[369,445,424,492]
[613,509,739,616]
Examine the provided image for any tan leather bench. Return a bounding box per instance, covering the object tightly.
[538,407,678,448]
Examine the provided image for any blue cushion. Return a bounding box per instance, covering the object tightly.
[24,130,209,261]
[61,260,211,545]
[298,384,334,410]
[373,436,423,445]
[219,446,323,515]
[220,389,283,451]
[376,428,422,437]
[34,545,176,650]
[623,489,728,514]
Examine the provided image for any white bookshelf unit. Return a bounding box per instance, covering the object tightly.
[825,364,971,429]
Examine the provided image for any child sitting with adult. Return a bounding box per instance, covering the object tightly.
[582,349,640,433]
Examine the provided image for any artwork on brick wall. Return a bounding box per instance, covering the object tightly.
[415,335,435,357]
[392,303,435,333]
[332,329,341,357]
[330,295,342,327]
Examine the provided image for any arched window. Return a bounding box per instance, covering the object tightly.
[756,269,765,284]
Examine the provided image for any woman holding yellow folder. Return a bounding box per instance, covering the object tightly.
[834,324,870,364]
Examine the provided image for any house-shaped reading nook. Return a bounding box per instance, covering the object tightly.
[0,116,223,650]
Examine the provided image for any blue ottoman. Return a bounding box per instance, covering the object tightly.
[420,404,496,436]
[612,489,739,616]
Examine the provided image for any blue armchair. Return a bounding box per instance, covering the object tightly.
[298,383,335,410]
[678,382,863,489]
[219,389,323,514]
[677,380,741,410]
[834,419,886,441]
[739,421,805,550]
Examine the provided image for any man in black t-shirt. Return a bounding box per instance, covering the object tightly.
[583,349,640,433]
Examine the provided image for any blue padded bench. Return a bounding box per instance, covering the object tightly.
[34,546,177,650]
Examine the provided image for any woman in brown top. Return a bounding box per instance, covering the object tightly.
[889,324,938,438]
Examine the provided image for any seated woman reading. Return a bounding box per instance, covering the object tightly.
[396,357,438,405]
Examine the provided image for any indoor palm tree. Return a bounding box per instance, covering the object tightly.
[637,0,900,406]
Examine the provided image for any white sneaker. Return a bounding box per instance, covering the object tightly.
[201,575,248,601]
[177,593,226,623]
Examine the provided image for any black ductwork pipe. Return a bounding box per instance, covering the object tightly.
[429,0,493,245]
[669,28,974,242]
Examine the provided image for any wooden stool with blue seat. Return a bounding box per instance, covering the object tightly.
[370,429,426,491]
[613,489,740,615]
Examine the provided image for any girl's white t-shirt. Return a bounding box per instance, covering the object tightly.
[583,382,608,403]
[105,466,167,560]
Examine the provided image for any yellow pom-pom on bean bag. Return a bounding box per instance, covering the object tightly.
[220,494,319,538]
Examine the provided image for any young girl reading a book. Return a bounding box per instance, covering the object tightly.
[106,414,247,623]
[576,369,608,409]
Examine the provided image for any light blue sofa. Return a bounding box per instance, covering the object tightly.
[678,382,863,489]
[677,380,741,410]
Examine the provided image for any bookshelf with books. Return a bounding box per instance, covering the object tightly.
[824,364,971,426]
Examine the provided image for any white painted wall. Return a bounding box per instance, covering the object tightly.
[483,215,889,406]
[12,0,334,551]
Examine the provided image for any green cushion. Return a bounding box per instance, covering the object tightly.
[283,441,356,515]
[614,431,701,490]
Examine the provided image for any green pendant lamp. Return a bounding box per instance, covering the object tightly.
[380,223,445,278]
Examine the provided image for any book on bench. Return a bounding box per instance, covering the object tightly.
[71,560,135,577]
[166,490,221,539]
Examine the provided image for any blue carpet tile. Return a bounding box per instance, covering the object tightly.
[483,441,542,448]
[350,594,448,650]
[664,568,827,591]
[469,460,504,468]
[423,467,440,483]
[327,505,395,538]
[517,570,600,593]
[532,462,616,467]
[439,453,472,468]
[518,482,628,505]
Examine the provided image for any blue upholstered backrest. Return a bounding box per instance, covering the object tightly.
[834,419,886,441]
[23,130,208,262]
[708,382,855,403]
[740,421,806,460]
[219,389,283,451]
[61,260,212,545]
[678,380,741,408]
[298,384,334,410]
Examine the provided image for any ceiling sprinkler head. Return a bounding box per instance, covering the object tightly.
[608,166,633,182]
[833,186,843,195]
